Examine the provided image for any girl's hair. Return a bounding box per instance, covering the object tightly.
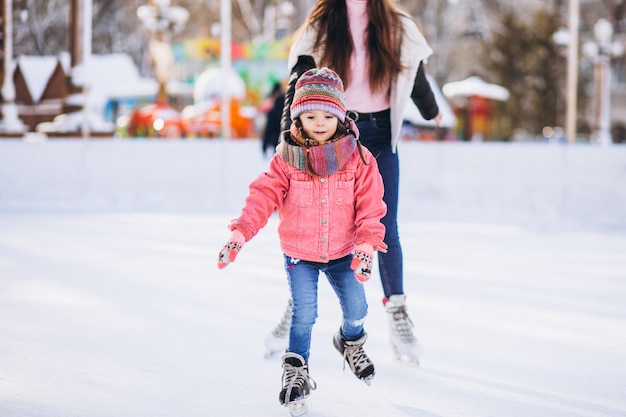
[294,118,370,176]
[304,0,404,92]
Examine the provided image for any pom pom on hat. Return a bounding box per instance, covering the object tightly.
[290,68,346,122]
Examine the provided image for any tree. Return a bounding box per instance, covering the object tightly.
[14,1,146,63]
[12,0,274,76]
[481,6,590,139]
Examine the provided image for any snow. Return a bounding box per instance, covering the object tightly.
[442,76,510,101]
[16,55,61,103]
[1,140,625,417]
[71,53,159,109]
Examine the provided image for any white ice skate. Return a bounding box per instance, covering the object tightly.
[385,294,421,366]
[264,300,292,358]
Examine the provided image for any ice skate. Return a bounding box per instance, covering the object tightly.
[279,352,316,416]
[288,399,309,417]
[265,299,292,358]
[385,294,421,366]
[332,330,375,385]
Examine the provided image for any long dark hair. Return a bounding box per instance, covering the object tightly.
[303,0,404,92]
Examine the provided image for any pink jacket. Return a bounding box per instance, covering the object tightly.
[229,146,387,263]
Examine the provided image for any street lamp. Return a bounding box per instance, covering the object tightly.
[275,1,295,40]
[583,18,624,144]
[137,0,189,102]
[553,27,570,129]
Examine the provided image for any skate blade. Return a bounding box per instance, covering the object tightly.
[288,399,309,416]
[394,351,420,366]
[393,346,420,367]
[361,375,374,386]
[396,355,419,366]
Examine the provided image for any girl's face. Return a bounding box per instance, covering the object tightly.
[299,110,339,142]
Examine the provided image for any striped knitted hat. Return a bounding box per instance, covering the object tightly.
[290,68,346,123]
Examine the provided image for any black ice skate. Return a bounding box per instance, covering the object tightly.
[332,330,375,385]
[279,352,316,416]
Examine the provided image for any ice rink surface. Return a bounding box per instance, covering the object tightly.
[2,212,625,417]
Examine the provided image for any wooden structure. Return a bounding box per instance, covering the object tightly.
[0,1,85,135]
[13,56,70,131]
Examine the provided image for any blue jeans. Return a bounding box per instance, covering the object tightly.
[285,254,368,362]
[355,111,403,298]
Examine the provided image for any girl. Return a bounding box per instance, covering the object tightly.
[218,68,387,415]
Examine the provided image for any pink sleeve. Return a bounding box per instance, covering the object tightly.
[229,155,290,241]
[353,151,388,252]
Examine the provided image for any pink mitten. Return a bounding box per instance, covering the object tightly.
[218,229,246,269]
[350,243,374,282]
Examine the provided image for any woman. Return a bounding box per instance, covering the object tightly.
[266,0,442,366]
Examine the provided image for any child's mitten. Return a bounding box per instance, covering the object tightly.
[350,243,374,282]
[218,229,246,269]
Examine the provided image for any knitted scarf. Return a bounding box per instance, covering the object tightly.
[278,122,359,176]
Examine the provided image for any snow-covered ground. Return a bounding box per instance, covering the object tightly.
[1,140,625,417]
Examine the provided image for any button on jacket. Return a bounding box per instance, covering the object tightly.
[229,146,387,263]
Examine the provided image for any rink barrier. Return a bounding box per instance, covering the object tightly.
[0,139,624,231]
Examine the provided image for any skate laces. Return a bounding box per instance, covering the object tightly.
[282,362,317,400]
[389,305,417,343]
[342,343,373,376]
[272,300,292,338]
